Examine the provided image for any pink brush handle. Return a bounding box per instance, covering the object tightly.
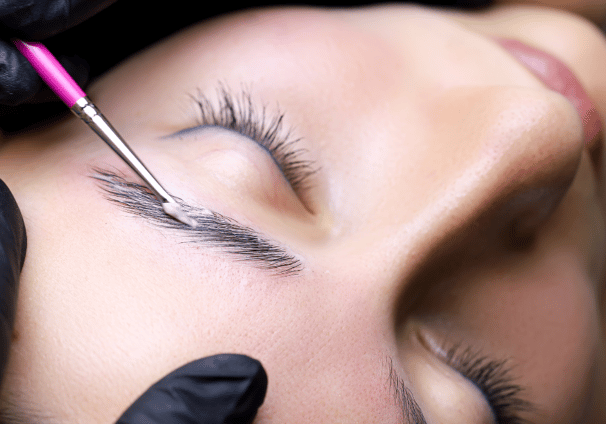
[13,40,86,107]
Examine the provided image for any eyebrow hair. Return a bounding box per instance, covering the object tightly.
[91,168,303,276]
[386,356,428,424]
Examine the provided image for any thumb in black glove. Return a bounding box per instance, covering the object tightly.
[0,178,25,381]
[117,354,268,424]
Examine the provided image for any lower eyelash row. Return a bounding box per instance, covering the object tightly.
[444,344,534,424]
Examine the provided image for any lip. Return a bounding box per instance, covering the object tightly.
[494,37,602,146]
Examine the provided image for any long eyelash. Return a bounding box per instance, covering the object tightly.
[445,344,534,424]
[189,85,316,193]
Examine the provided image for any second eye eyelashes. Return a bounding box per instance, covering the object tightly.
[188,85,317,195]
[444,344,534,424]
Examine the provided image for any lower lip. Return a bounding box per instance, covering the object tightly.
[494,37,602,146]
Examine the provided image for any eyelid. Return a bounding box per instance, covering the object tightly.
[164,126,312,219]
[183,85,317,203]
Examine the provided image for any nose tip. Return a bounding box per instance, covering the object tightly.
[425,86,584,248]
[480,89,583,244]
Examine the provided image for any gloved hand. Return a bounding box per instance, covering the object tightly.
[0,179,267,423]
[117,354,268,424]
[0,0,118,106]
[0,178,26,381]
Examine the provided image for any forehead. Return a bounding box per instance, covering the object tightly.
[87,6,549,136]
[88,8,430,130]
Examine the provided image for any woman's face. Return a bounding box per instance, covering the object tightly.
[1,4,606,423]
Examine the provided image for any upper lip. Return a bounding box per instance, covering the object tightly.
[493,36,603,147]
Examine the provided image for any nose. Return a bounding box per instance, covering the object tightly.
[273,85,589,422]
[428,86,583,245]
[382,85,586,269]
[320,84,587,327]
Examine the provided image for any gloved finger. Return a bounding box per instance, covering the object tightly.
[116,354,268,424]
[0,0,118,39]
[0,178,26,381]
[0,39,40,106]
[0,40,89,106]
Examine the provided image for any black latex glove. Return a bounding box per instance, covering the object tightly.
[0,0,117,106]
[117,354,268,424]
[0,178,25,381]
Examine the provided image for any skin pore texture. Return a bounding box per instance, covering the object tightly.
[0,3,606,423]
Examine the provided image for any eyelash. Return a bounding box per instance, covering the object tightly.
[188,85,316,196]
[445,344,533,424]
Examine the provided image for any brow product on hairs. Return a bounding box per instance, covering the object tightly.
[12,39,198,228]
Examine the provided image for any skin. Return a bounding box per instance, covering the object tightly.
[0,3,605,423]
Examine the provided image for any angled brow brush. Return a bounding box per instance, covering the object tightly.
[13,39,197,228]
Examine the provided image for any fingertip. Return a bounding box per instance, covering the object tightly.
[116,354,268,424]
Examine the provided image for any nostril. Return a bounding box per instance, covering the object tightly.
[500,183,573,250]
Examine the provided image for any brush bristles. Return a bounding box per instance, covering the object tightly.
[162,202,198,228]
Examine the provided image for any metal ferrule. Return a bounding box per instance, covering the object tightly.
[71,96,97,124]
[70,97,175,205]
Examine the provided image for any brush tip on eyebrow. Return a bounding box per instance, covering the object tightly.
[92,168,304,276]
[162,202,199,228]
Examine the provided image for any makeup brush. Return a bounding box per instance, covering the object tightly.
[13,39,197,228]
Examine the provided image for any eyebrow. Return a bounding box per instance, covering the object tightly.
[386,357,428,424]
[91,168,303,276]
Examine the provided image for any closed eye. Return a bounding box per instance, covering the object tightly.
[170,84,317,198]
